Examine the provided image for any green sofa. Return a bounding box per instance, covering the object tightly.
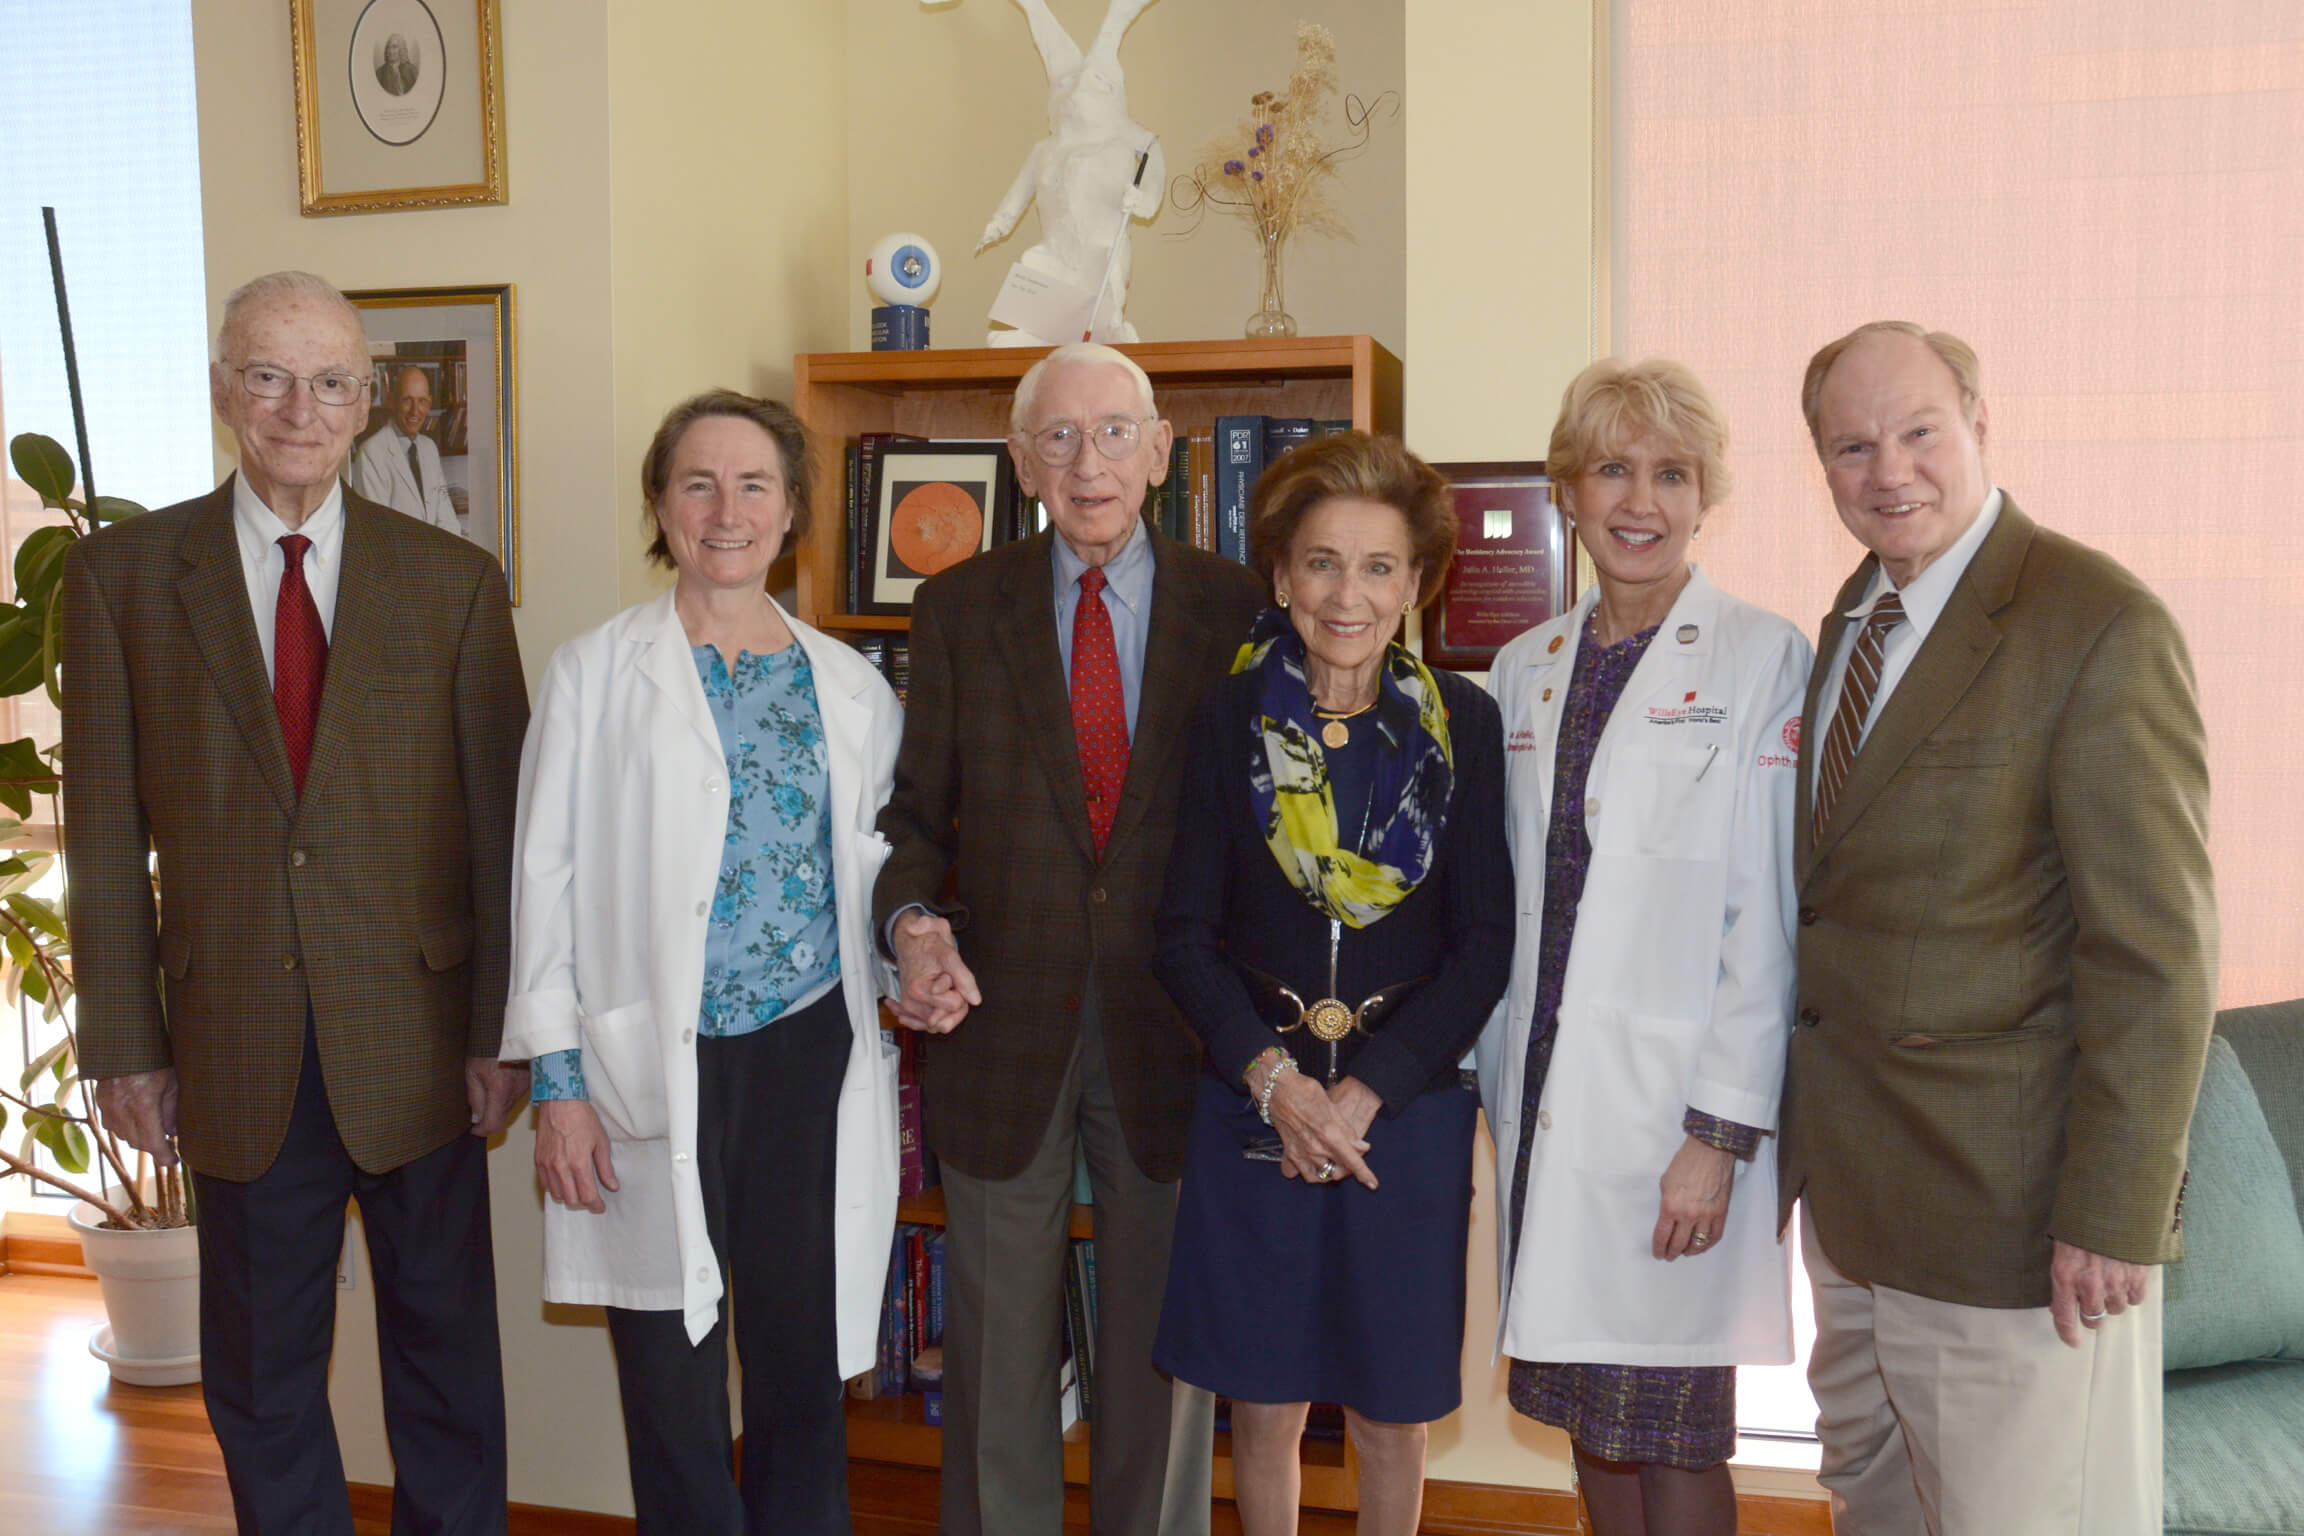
[2164,998,2304,1536]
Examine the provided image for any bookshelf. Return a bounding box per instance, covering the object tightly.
[790,335,1404,633]
[800,337,1396,1513]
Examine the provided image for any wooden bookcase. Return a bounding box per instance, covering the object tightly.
[790,335,1403,634]
[796,337,1399,1512]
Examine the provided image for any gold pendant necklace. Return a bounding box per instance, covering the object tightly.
[1313,699,1377,748]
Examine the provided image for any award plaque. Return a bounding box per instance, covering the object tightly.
[1424,462,1573,672]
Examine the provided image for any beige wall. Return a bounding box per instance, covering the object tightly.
[845,0,1405,355]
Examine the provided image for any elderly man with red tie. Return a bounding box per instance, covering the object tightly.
[875,342,1266,1536]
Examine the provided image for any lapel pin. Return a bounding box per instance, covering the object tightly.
[1677,624,1699,644]
[1547,635,1564,654]
[1541,687,1553,702]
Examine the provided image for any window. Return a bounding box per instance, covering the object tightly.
[0,0,208,1212]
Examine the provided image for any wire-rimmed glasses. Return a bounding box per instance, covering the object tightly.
[233,363,368,409]
[1020,414,1156,467]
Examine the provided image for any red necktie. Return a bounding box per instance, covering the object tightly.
[1071,566,1129,856]
[274,533,328,794]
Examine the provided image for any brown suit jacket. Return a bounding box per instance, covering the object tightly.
[62,479,529,1182]
[1779,498,2218,1308]
[873,530,1266,1183]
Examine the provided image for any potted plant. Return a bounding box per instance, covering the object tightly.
[0,431,191,1382]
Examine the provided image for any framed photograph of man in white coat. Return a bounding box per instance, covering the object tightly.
[346,283,521,602]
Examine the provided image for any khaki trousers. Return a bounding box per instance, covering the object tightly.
[936,995,1215,1536]
[1800,1207,2162,1536]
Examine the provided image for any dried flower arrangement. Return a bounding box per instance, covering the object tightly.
[1169,22,1395,337]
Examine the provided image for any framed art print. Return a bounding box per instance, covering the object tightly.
[344,284,520,601]
[861,442,1016,615]
[292,0,508,215]
[1425,461,1573,671]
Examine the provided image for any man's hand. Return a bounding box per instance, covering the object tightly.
[95,1069,180,1165]
[890,912,982,1034]
[535,1099,618,1214]
[465,1057,531,1138]
[2049,1238,2153,1348]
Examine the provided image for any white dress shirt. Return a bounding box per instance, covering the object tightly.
[1811,488,2003,791]
[232,474,344,684]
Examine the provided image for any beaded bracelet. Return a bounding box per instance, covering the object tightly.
[1249,1046,1299,1125]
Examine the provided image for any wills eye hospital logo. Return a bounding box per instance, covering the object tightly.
[1783,716,1802,752]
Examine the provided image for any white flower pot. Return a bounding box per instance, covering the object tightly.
[67,1190,200,1386]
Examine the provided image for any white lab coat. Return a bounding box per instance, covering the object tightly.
[1475,568,1807,1366]
[499,590,904,1374]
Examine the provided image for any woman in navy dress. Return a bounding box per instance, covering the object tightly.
[1152,432,1513,1536]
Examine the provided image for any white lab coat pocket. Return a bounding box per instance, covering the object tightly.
[1571,1006,1703,1177]
[579,999,671,1143]
[1601,742,1734,862]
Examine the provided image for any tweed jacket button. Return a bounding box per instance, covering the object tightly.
[282,954,298,970]
[1798,1006,1820,1027]
[1798,906,1818,926]
[1090,887,1107,905]
[290,849,308,867]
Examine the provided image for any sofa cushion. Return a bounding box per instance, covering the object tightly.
[2163,1037,2304,1370]
[2216,998,2304,1215]
[2163,1359,2304,1534]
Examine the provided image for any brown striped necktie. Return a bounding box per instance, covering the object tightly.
[1813,589,1905,839]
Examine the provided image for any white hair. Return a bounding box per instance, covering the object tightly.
[212,270,367,364]
[1010,342,1157,432]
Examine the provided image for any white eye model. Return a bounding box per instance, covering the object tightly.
[865,233,942,308]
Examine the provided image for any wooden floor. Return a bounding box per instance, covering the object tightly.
[0,1271,1358,1535]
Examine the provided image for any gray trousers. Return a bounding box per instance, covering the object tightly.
[936,995,1215,1536]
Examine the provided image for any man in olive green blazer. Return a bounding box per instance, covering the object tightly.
[1779,322,2215,1535]
[63,271,529,1535]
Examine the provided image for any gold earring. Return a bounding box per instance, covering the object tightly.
[1277,592,1290,608]
[1402,600,1413,614]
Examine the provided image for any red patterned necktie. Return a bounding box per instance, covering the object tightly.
[1071,566,1130,856]
[1812,589,1905,839]
[274,533,329,794]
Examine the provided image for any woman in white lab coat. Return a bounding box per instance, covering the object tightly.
[1475,360,1809,1536]
[500,391,904,1536]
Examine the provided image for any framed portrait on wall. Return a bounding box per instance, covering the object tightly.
[292,0,507,215]
[860,442,1017,615]
[344,284,520,602]
[1424,462,1574,672]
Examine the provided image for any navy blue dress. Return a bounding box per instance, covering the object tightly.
[1149,665,1513,1423]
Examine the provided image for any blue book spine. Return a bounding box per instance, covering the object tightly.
[1262,417,1316,463]
[929,1231,946,1344]
[1214,416,1265,565]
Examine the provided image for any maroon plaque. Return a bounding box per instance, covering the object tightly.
[1424,461,1573,671]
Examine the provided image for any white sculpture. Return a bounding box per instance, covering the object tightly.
[971,0,1166,346]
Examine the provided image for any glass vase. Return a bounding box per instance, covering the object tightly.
[1244,229,1297,338]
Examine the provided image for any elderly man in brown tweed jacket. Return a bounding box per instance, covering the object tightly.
[875,343,1265,1536]
[1780,321,2216,1535]
[63,270,529,1536]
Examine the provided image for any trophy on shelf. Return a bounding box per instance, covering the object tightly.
[866,233,942,350]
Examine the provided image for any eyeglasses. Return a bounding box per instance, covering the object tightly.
[234,363,368,409]
[1021,414,1156,467]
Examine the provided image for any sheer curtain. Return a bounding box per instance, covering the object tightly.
[1609,0,2304,1441]
[1611,0,2301,1011]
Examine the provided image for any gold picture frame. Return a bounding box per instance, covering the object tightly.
[344,284,521,603]
[292,0,507,216]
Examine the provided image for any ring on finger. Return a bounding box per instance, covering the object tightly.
[1315,1159,1337,1181]
[2082,1309,2107,1322]
[1689,1231,1712,1248]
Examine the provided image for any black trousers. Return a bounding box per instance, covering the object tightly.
[193,1018,508,1536]
[604,987,853,1536]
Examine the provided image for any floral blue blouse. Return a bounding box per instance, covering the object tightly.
[532,642,840,1101]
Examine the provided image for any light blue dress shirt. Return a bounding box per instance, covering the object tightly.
[1052,517,1153,738]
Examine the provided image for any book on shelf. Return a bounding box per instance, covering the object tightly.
[1262,417,1316,463]
[1187,431,1214,553]
[1213,416,1264,565]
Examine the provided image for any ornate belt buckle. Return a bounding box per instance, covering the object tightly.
[1304,997,1356,1043]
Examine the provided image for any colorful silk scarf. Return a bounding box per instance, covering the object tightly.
[1231,606,1454,928]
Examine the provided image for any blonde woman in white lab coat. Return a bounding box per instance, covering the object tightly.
[501,391,904,1536]
[1475,359,1808,1536]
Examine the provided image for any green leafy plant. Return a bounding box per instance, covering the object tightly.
[0,431,178,1228]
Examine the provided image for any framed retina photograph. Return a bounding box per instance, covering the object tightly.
[861,441,1016,615]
